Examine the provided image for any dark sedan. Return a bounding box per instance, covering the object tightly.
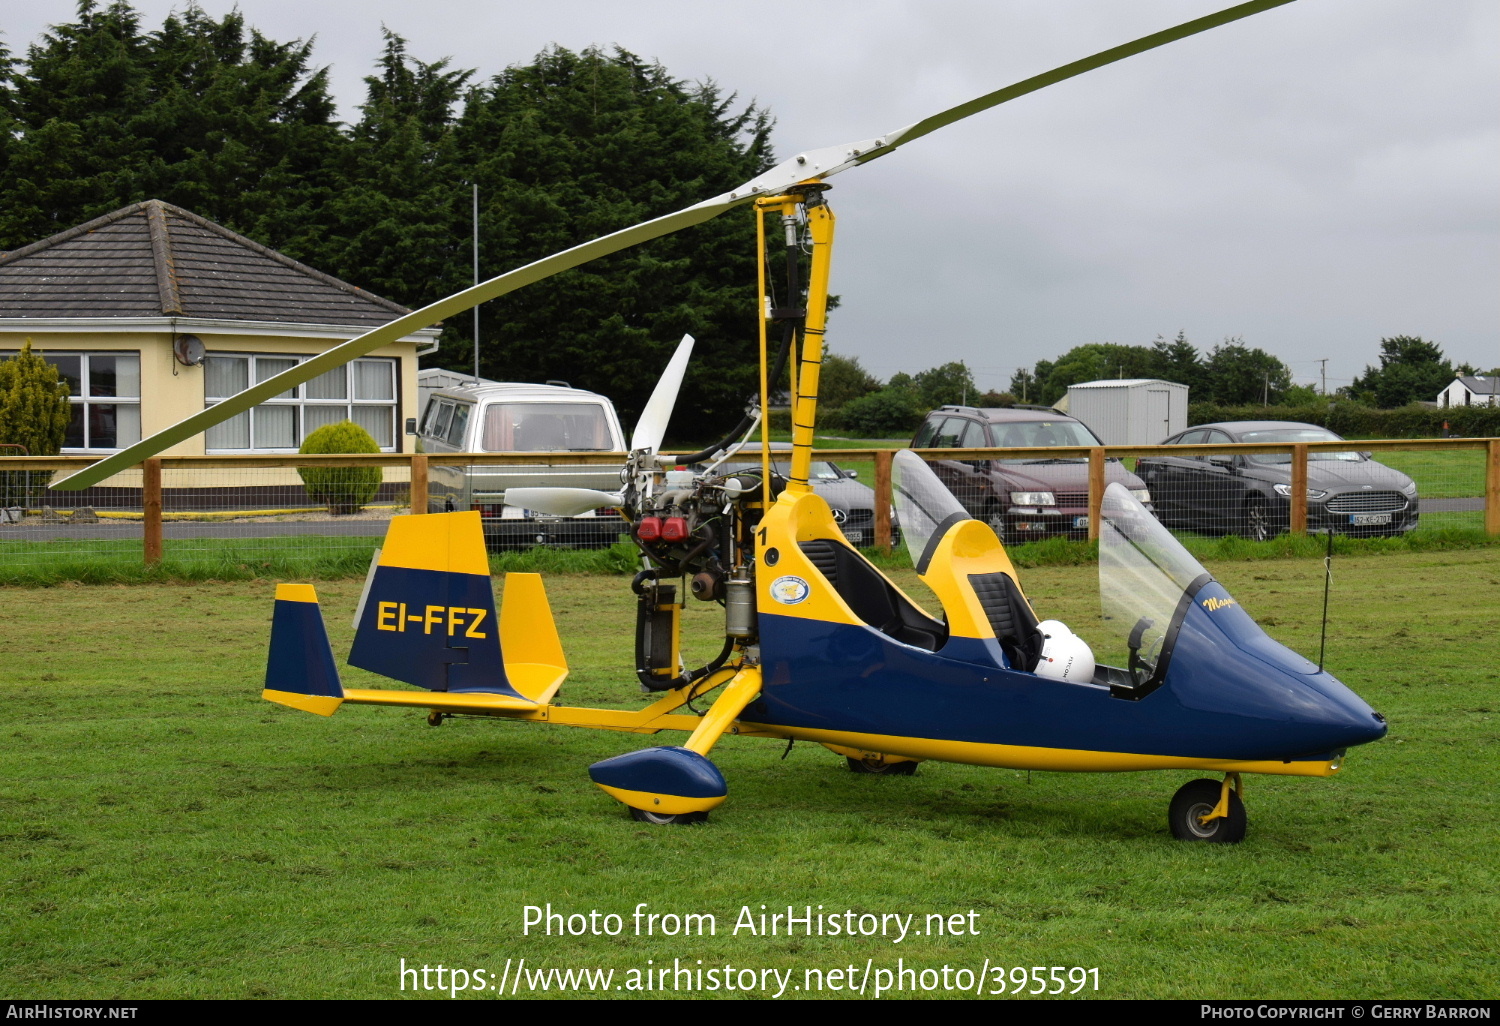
[1138,421,1419,539]
[709,442,896,548]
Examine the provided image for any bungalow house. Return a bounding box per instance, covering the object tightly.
[0,200,439,504]
[1437,376,1500,408]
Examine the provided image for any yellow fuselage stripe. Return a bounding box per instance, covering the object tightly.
[738,724,1341,777]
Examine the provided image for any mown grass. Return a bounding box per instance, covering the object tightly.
[3,527,1497,588]
[1366,448,1487,499]
[1,550,1496,999]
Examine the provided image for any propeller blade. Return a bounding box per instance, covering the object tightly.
[503,487,624,518]
[51,0,1293,492]
[631,334,695,454]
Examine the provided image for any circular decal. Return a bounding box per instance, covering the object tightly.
[769,575,811,605]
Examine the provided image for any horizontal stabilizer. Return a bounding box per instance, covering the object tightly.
[264,583,344,716]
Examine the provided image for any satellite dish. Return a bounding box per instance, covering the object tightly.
[173,334,205,367]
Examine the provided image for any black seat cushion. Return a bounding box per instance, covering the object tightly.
[799,539,946,651]
[968,571,1044,670]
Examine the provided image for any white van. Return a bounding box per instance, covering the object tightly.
[417,381,629,549]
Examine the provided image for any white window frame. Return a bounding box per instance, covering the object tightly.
[203,353,399,453]
[0,349,142,453]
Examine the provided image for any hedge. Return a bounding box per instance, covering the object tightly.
[1186,401,1500,439]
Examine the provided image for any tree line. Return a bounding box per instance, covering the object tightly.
[0,1,773,436]
[4,4,1479,444]
[808,330,1487,439]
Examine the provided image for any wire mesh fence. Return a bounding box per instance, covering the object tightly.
[0,439,1494,582]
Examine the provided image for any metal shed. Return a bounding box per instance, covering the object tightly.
[1064,378,1189,445]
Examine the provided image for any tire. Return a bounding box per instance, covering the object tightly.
[1241,499,1273,542]
[628,807,708,826]
[1168,778,1246,843]
[846,756,918,776]
[985,507,1016,547]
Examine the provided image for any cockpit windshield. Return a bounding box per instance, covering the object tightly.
[1098,483,1212,684]
[892,449,970,568]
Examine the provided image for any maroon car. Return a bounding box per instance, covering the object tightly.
[911,406,1152,544]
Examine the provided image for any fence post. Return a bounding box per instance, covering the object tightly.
[1290,443,1308,534]
[1088,448,1104,542]
[143,458,163,565]
[1487,439,1499,538]
[874,449,893,554]
[410,454,428,515]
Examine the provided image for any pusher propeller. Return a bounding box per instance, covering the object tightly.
[51,0,1295,492]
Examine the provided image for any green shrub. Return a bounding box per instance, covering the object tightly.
[297,421,382,514]
[825,386,927,438]
[0,338,72,508]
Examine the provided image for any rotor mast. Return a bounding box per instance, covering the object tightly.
[755,184,835,499]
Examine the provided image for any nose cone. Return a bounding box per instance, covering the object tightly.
[1164,583,1389,761]
[1300,672,1388,751]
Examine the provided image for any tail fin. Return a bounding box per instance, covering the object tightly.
[346,511,527,700]
[264,583,344,715]
[499,572,568,705]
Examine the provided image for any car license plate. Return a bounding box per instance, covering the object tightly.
[1349,513,1391,526]
[1072,516,1089,529]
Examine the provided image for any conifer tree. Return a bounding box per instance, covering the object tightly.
[452,46,775,436]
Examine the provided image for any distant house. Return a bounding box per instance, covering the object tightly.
[0,200,439,468]
[1438,376,1500,408]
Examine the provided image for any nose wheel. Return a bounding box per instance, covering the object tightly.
[1168,775,1246,843]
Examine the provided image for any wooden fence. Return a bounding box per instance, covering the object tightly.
[4,436,1496,562]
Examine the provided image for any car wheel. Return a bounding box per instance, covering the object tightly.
[1241,498,1273,542]
[985,507,1015,546]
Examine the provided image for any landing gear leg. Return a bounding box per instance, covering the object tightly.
[1168,774,1246,843]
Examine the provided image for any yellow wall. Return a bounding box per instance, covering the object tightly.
[1,326,428,490]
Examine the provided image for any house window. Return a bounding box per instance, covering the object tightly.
[0,350,141,451]
[204,354,397,451]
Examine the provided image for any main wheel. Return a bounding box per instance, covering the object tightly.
[1168,778,1246,843]
[1242,499,1272,542]
[629,807,707,826]
[846,757,918,776]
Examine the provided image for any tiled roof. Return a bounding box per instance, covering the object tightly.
[0,200,412,328]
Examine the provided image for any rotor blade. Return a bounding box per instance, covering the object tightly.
[50,203,741,490]
[503,487,624,518]
[881,0,1297,153]
[724,0,1297,187]
[631,334,695,453]
[51,0,1292,491]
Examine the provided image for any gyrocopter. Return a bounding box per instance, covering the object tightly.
[57,0,1388,841]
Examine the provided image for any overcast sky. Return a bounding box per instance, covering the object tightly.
[7,0,1497,393]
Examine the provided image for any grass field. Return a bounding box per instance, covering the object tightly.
[2,546,1497,1000]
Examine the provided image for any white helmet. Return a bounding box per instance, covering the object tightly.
[1036,619,1071,640]
[1034,627,1096,683]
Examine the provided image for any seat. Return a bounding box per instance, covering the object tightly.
[799,539,947,651]
[966,571,1044,670]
